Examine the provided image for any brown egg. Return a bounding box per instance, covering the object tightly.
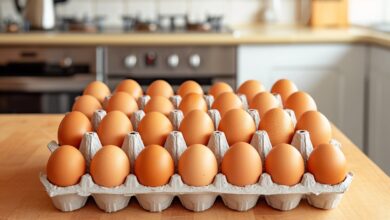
[208,82,233,98]
[285,91,317,120]
[249,92,280,117]
[83,81,111,103]
[178,93,208,116]
[46,145,86,187]
[72,95,102,119]
[134,144,174,186]
[237,80,266,103]
[178,144,218,186]
[271,79,298,106]
[221,142,262,186]
[211,92,243,117]
[307,143,347,184]
[177,80,203,97]
[90,145,130,187]
[115,79,143,99]
[106,91,139,117]
[138,112,173,146]
[179,110,215,145]
[146,80,174,98]
[58,111,93,148]
[258,108,294,146]
[144,96,174,116]
[218,109,256,145]
[97,111,133,146]
[295,111,332,148]
[265,143,304,186]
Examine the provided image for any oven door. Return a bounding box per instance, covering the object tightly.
[0,46,100,113]
[0,75,94,113]
[0,92,77,113]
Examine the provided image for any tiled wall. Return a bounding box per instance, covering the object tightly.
[1,0,387,27]
[0,0,300,26]
[0,0,262,26]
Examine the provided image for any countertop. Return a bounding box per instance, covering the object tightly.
[0,114,390,219]
[1,25,390,47]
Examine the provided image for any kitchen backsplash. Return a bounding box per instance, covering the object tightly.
[0,0,298,26]
[0,0,387,27]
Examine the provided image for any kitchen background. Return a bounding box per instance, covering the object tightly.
[0,0,390,27]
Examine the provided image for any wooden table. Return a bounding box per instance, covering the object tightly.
[1,114,390,219]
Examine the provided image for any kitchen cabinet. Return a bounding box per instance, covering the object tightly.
[368,46,390,175]
[238,44,366,149]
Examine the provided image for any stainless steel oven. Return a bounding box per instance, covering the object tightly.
[0,47,101,113]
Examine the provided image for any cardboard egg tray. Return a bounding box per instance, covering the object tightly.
[40,99,353,213]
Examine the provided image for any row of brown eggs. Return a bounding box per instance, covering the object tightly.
[47,141,346,190]
[50,79,347,191]
[57,106,331,153]
[73,79,317,122]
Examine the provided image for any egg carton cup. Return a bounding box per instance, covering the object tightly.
[42,108,353,213]
[273,93,283,108]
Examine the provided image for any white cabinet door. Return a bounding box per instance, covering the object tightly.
[238,44,366,149]
[368,46,390,175]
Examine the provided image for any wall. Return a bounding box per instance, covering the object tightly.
[349,0,390,25]
[1,0,388,27]
[0,0,263,26]
[0,0,299,26]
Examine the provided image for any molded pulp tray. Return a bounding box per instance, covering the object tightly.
[40,95,353,213]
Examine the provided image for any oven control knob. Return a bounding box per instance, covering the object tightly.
[60,57,73,68]
[124,55,137,68]
[167,54,179,68]
[189,54,201,68]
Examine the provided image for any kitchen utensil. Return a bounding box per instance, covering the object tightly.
[14,0,68,30]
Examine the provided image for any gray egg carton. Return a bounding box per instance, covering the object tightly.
[41,102,353,213]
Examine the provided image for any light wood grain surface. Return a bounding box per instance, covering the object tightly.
[0,26,390,48]
[0,114,389,219]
